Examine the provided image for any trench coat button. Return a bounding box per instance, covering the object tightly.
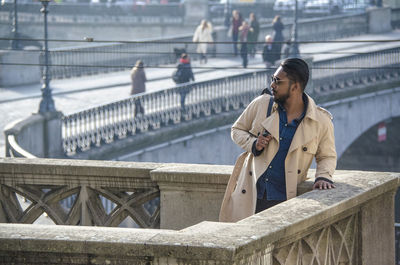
[269,165,272,169]
[242,189,246,194]
[298,169,301,174]
[249,171,252,176]
[303,147,308,152]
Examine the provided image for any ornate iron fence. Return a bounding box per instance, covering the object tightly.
[62,69,270,154]
[61,46,400,155]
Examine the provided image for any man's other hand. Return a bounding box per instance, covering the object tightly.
[313,180,335,190]
[256,134,272,151]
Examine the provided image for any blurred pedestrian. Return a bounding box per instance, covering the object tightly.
[272,15,285,59]
[239,20,250,68]
[281,39,292,60]
[173,53,195,84]
[193,19,214,64]
[130,60,147,115]
[172,53,195,110]
[262,35,277,68]
[230,10,243,57]
[247,13,260,57]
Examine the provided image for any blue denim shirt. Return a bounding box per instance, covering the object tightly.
[255,95,308,201]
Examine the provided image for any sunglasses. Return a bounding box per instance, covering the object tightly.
[270,75,289,85]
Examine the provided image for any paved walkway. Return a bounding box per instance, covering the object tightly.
[0,30,399,156]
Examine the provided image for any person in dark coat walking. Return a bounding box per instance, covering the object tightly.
[174,53,195,84]
[173,53,195,110]
[239,20,250,68]
[272,15,285,59]
[130,60,147,115]
[262,35,278,68]
[247,13,260,57]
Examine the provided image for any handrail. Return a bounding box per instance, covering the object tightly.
[6,135,36,158]
[38,12,369,80]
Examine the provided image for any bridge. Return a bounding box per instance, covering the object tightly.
[6,32,399,162]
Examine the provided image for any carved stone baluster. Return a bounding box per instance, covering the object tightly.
[78,185,92,226]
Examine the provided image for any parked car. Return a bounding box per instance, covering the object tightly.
[303,0,343,15]
[273,0,307,13]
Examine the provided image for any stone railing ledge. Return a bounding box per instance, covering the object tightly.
[0,157,159,177]
[0,158,162,188]
[0,169,399,263]
[150,163,233,189]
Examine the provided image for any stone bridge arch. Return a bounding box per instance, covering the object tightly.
[327,87,400,158]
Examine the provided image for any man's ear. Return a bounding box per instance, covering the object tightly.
[290,82,300,92]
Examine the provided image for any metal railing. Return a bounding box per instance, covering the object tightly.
[3,12,369,80]
[61,69,270,154]
[61,46,400,155]
[0,2,185,22]
[48,35,192,79]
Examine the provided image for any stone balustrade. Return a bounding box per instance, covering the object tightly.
[0,158,399,264]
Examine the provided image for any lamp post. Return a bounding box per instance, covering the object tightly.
[10,0,20,50]
[223,0,231,28]
[38,0,56,114]
[289,0,300,58]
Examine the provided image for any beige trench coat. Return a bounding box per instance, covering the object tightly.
[219,94,337,222]
[193,25,213,55]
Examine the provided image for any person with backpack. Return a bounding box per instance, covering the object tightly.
[172,53,195,84]
[219,58,337,222]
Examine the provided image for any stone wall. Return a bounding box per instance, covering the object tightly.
[0,48,41,86]
[0,157,398,264]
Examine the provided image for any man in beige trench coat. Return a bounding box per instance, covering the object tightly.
[220,58,337,222]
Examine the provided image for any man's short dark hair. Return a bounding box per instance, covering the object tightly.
[280,58,309,91]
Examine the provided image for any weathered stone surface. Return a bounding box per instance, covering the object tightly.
[0,159,399,264]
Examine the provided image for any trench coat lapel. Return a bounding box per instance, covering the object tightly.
[260,107,279,141]
[288,119,316,154]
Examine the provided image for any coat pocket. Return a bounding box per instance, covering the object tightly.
[299,139,318,176]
